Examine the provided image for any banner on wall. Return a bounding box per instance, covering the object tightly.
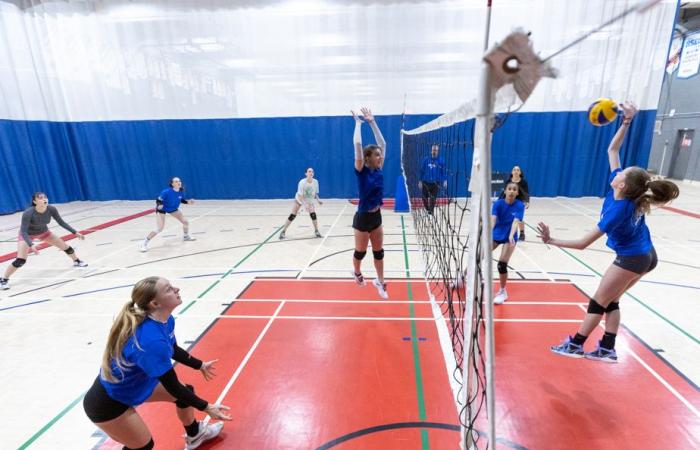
[667,36,684,75]
[677,31,700,79]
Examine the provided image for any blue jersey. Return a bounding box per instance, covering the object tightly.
[491,198,525,242]
[100,316,176,406]
[158,188,187,213]
[356,166,383,212]
[420,156,447,183]
[597,169,652,256]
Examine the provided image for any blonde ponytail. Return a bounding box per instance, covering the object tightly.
[100,276,160,382]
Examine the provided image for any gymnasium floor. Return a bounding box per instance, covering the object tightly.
[1,184,699,449]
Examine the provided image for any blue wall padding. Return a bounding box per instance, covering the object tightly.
[0,111,654,214]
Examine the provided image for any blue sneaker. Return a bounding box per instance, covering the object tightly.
[585,343,618,363]
[550,336,585,359]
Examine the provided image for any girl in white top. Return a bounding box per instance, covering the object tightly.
[279,168,323,239]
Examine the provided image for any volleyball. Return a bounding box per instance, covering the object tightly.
[588,98,619,126]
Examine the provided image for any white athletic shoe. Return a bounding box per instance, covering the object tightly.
[279,231,286,240]
[493,288,508,304]
[183,234,196,241]
[0,278,9,290]
[139,239,149,252]
[372,278,389,299]
[352,271,366,286]
[73,259,88,268]
[184,421,224,450]
[449,274,465,291]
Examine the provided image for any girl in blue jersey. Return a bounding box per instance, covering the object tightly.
[538,102,679,362]
[83,276,230,450]
[499,165,530,239]
[139,177,196,252]
[492,182,526,304]
[351,107,389,299]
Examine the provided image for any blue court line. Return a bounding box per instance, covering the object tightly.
[95,242,112,246]
[63,270,300,298]
[0,299,51,311]
[518,270,700,291]
[62,283,134,298]
[182,269,298,279]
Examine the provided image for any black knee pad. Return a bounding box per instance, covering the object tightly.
[372,249,385,260]
[64,246,75,255]
[123,439,154,450]
[310,212,317,221]
[587,299,606,315]
[12,258,26,268]
[605,302,620,313]
[497,261,508,274]
[175,384,194,408]
[353,250,367,261]
[287,214,296,222]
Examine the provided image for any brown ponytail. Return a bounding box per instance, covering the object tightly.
[623,167,680,216]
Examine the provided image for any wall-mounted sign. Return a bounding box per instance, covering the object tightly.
[678,31,700,79]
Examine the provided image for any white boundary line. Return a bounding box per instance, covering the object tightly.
[0,312,591,323]
[207,301,285,421]
[576,305,700,418]
[515,245,555,282]
[298,203,348,279]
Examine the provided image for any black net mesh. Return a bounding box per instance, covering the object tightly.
[402,117,488,448]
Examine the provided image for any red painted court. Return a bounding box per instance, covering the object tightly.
[100,279,700,449]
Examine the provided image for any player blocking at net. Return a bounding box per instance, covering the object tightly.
[351,107,389,299]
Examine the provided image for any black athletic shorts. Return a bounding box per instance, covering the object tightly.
[352,209,382,233]
[155,208,178,215]
[613,247,658,275]
[83,376,130,423]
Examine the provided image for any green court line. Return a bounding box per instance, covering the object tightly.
[17,392,85,450]
[401,215,430,450]
[18,226,282,449]
[179,226,282,314]
[524,222,699,346]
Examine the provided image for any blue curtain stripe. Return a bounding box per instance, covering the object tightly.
[0,111,654,214]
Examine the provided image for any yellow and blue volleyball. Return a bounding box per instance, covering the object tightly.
[588,98,619,126]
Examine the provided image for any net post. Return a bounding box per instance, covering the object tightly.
[476,59,496,450]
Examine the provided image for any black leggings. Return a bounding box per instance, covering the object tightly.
[83,376,130,423]
[421,182,439,213]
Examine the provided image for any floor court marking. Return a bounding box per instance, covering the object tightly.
[178,225,283,314]
[298,202,348,279]
[205,301,286,424]
[576,304,700,418]
[515,245,555,282]
[660,205,700,220]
